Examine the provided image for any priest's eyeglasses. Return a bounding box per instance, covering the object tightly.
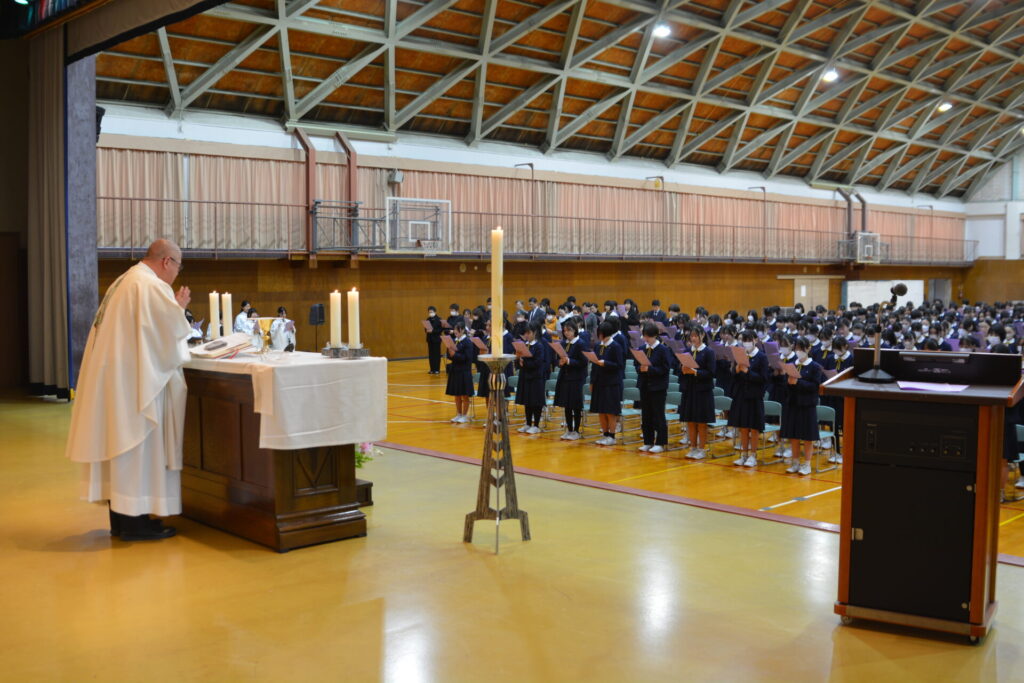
[167,256,183,272]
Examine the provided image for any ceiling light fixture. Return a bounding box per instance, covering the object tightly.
[13,0,29,5]
[937,102,953,112]
[653,24,671,38]
[821,68,839,83]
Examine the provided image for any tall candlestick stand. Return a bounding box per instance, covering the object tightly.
[464,354,530,553]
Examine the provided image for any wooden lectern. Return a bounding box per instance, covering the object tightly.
[824,348,1023,642]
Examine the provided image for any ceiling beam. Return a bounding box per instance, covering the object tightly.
[156,28,180,113]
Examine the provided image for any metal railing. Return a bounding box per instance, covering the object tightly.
[98,198,978,265]
[97,197,307,257]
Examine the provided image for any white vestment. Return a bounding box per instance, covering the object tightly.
[269,318,296,350]
[66,262,192,516]
[233,311,249,333]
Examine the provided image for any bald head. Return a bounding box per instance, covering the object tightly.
[145,239,181,261]
[143,239,183,285]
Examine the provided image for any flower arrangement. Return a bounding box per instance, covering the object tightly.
[355,442,382,468]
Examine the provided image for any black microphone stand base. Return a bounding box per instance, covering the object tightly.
[858,367,895,384]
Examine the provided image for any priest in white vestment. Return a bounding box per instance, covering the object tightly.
[66,240,192,541]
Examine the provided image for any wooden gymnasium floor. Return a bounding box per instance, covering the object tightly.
[385,358,1024,562]
[4,388,1024,680]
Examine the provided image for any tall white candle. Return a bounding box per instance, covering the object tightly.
[330,290,342,348]
[491,226,503,356]
[348,287,361,349]
[209,291,220,339]
[221,293,233,336]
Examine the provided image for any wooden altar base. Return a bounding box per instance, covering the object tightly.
[182,368,367,552]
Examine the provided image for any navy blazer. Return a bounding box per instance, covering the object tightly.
[787,360,823,408]
[518,340,547,380]
[732,350,770,400]
[681,345,716,393]
[560,338,589,382]
[611,331,629,376]
[650,310,669,324]
[635,342,672,393]
[591,342,624,388]
[425,315,442,341]
[449,336,476,371]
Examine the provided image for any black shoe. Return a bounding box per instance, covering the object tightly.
[119,514,177,541]
[108,505,123,536]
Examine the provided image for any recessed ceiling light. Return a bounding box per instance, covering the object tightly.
[13,0,28,5]
[653,24,671,38]
[821,68,839,83]
[937,101,953,112]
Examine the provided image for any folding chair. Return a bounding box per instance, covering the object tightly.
[619,387,644,444]
[705,395,732,457]
[813,405,838,473]
[663,390,684,449]
[713,386,725,397]
[758,400,784,464]
[541,377,563,431]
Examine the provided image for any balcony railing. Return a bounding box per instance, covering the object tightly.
[98,197,978,266]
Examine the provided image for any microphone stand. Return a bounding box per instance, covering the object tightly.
[859,293,899,384]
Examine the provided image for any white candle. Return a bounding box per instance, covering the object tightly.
[348,287,361,349]
[491,226,503,356]
[330,290,342,348]
[209,291,220,339]
[221,293,233,336]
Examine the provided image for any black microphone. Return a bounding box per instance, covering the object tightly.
[889,282,907,305]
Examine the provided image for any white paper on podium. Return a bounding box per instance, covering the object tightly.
[185,352,387,449]
[896,381,969,393]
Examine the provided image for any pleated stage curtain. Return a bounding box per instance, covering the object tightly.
[27,27,68,397]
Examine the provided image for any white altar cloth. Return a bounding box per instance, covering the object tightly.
[184,352,387,450]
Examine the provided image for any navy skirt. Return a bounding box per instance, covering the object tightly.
[727,397,765,430]
[589,384,622,415]
[554,376,584,411]
[515,376,545,407]
[679,389,714,423]
[446,369,474,397]
[780,403,818,441]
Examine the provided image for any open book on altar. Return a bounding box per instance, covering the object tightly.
[189,332,253,359]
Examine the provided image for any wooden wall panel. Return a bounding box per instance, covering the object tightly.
[964,259,1024,303]
[97,259,978,361]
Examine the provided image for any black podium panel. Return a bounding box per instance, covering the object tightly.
[850,461,974,622]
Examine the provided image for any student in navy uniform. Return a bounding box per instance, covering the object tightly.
[589,321,624,446]
[445,321,476,424]
[781,337,824,476]
[767,331,797,460]
[554,320,588,441]
[635,322,672,453]
[714,324,737,399]
[425,306,443,374]
[649,300,668,325]
[515,322,547,435]
[729,330,770,468]
[446,303,462,335]
[680,324,716,460]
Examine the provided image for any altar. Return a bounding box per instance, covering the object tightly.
[181,352,387,552]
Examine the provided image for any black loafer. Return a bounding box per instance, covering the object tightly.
[119,514,177,541]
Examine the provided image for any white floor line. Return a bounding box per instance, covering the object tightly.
[759,485,843,511]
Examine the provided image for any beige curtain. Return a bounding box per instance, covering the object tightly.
[96,148,185,248]
[27,27,68,395]
[188,155,305,250]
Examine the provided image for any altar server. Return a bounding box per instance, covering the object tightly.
[233,300,251,333]
[781,338,824,476]
[66,239,193,541]
[636,323,672,453]
[554,320,587,440]
[679,324,716,459]
[445,321,476,423]
[729,330,770,468]
[424,306,443,374]
[515,323,548,434]
[269,306,296,351]
[589,321,624,445]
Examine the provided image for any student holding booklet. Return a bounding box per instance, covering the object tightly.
[553,320,588,440]
[679,324,716,459]
[423,306,443,374]
[514,323,548,434]
[444,321,477,424]
[632,323,673,453]
[586,321,624,445]
[728,330,770,468]
[780,338,824,476]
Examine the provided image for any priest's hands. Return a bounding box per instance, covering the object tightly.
[175,286,191,309]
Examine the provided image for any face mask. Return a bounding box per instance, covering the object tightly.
[780,347,791,355]
[988,336,1000,345]
[805,334,815,342]
[451,311,458,317]
[796,350,808,361]
[428,312,435,317]
[821,343,831,350]
[747,315,754,322]
[757,332,767,340]
[742,341,755,352]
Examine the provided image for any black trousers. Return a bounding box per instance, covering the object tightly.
[427,338,441,372]
[641,389,668,445]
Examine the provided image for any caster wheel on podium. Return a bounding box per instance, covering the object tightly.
[969,636,981,645]
[840,616,854,625]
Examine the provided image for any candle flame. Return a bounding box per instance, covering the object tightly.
[351,287,358,292]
